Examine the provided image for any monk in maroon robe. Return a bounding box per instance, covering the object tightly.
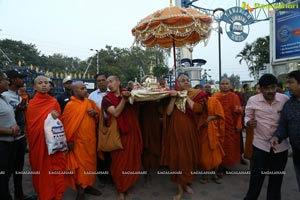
[161,74,207,200]
[101,75,142,200]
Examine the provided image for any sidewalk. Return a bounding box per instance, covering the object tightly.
[10,153,299,200]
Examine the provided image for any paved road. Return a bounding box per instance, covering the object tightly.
[10,152,299,200]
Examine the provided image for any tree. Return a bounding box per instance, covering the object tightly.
[236,36,269,80]
[88,46,168,85]
[1,39,169,86]
[0,39,42,68]
[153,65,169,78]
[43,53,81,73]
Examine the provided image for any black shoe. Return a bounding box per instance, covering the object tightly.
[240,157,248,165]
[15,190,25,200]
[76,185,86,200]
[84,186,102,196]
[23,194,38,200]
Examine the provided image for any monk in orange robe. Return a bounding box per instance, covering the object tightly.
[26,76,66,200]
[197,96,225,183]
[161,74,207,200]
[101,75,142,200]
[213,79,243,171]
[62,81,101,200]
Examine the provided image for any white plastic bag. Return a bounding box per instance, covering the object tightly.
[44,113,68,155]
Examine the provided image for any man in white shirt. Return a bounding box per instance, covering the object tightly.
[88,73,111,187]
[89,73,109,108]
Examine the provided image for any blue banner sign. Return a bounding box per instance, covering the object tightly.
[275,4,300,61]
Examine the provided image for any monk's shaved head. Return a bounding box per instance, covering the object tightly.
[34,76,50,94]
[107,75,119,81]
[71,81,84,90]
[220,78,231,93]
[220,78,231,84]
[72,81,87,100]
[34,76,49,86]
[107,75,121,93]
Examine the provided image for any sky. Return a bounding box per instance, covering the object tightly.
[0,0,271,81]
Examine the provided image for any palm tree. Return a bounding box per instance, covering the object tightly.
[236,36,269,80]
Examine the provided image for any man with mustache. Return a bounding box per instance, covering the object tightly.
[244,74,289,200]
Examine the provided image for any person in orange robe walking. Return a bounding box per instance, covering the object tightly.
[26,76,66,200]
[197,96,225,183]
[101,75,142,200]
[213,79,243,172]
[62,81,101,200]
[161,73,207,200]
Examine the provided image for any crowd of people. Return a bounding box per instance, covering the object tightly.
[0,69,300,200]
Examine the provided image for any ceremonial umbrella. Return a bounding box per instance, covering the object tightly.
[131,1,212,76]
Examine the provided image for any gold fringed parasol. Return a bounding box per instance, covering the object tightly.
[132,0,212,75]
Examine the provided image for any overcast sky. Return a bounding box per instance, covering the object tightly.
[0,0,271,81]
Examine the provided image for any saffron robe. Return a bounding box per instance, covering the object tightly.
[198,97,225,170]
[213,92,243,167]
[62,97,99,190]
[161,89,207,185]
[26,93,66,200]
[102,94,142,193]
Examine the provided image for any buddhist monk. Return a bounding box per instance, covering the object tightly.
[62,81,101,200]
[198,96,225,184]
[213,79,243,173]
[101,75,142,200]
[161,73,207,200]
[26,76,66,200]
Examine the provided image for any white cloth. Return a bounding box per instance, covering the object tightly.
[88,89,109,108]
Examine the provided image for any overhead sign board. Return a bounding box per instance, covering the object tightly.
[222,7,254,42]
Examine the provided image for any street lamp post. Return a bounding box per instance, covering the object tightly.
[90,49,99,74]
[213,8,225,83]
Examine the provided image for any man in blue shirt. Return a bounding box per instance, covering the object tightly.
[272,69,300,191]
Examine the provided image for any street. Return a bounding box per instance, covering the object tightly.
[10,152,299,200]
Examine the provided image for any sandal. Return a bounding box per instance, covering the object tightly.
[212,174,222,184]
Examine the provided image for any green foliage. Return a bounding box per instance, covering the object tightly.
[236,36,269,80]
[153,64,169,78]
[0,39,168,85]
[0,39,41,67]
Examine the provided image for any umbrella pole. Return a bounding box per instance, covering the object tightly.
[173,39,176,79]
